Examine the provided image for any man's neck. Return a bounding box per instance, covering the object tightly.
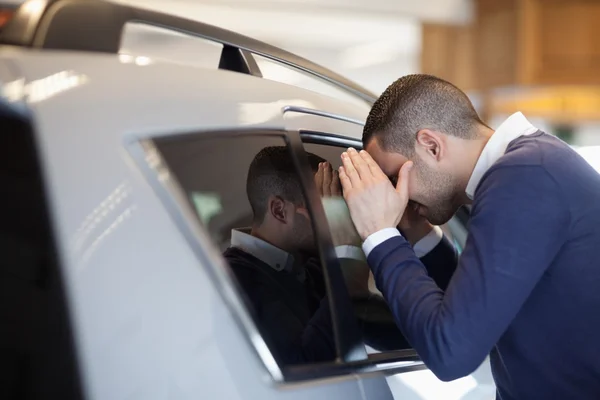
[458,126,494,204]
[250,227,308,271]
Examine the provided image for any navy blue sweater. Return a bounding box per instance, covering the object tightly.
[369,132,600,399]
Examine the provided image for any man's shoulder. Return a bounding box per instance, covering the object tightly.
[482,132,571,183]
[498,131,573,168]
[476,133,563,196]
[224,247,268,278]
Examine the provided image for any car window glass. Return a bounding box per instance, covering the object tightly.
[153,134,339,367]
[253,54,372,112]
[303,141,462,355]
[302,142,412,354]
[120,23,223,69]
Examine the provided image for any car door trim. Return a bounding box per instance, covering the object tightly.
[283,106,365,127]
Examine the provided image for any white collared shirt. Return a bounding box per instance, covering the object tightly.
[231,228,294,272]
[465,112,538,200]
[362,112,538,257]
[230,228,368,271]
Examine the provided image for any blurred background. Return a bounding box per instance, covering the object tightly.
[116,0,600,165]
[4,0,598,148]
[1,1,597,399]
[93,1,600,147]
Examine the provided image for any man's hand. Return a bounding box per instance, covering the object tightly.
[315,162,361,246]
[339,148,413,240]
[398,201,435,246]
[315,162,342,197]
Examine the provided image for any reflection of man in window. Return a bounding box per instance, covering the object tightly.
[224,147,335,365]
[224,146,457,365]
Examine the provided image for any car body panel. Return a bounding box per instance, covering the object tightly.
[0,46,494,400]
[0,49,380,400]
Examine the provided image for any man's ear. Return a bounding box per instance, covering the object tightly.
[416,129,443,161]
[268,196,288,223]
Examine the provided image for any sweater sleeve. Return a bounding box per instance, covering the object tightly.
[419,235,458,291]
[367,165,569,381]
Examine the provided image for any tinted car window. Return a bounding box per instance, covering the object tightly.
[302,141,413,353]
[153,134,340,367]
[254,54,372,112]
[120,22,224,69]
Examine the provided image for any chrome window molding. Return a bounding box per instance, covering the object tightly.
[300,131,363,149]
[283,106,366,127]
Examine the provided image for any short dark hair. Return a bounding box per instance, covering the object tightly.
[246,146,324,224]
[363,74,485,155]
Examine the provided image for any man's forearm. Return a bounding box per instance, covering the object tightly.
[363,226,443,259]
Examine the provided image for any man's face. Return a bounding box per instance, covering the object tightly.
[366,137,460,225]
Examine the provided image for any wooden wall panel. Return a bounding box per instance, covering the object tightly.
[531,0,600,85]
[475,0,520,88]
[421,23,476,91]
[421,0,600,122]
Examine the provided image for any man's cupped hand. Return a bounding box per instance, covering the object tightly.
[339,148,413,240]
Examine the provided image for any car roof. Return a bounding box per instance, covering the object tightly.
[0,48,368,140]
[0,0,376,104]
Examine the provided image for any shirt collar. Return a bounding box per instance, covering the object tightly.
[465,112,538,199]
[230,228,295,273]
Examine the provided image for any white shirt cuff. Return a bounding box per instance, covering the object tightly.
[335,245,366,261]
[362,228,402,257]
[412,225,444,258]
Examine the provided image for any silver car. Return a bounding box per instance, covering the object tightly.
[0,1,493,399]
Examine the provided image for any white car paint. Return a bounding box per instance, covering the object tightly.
[0,48,494,400]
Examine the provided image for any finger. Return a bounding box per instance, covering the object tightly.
[347,147,372,181]
[338,166,353,192]
[359,150,387,179]
[315,162,324,192]
[395,161,413,200]
[331,170,342,196]
[341,151,362,188]
[323,162,332,196]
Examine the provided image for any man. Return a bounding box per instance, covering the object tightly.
[338,74,600,399]
[225,146,457,365]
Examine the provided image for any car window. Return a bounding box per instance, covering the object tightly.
[0,114,83,400]
[253,54,372,112]
[120,22,223,68]
[303,141,463,355]
[151,133,344,369]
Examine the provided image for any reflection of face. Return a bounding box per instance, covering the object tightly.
[291,206,317,256]
[366,138,460,225]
